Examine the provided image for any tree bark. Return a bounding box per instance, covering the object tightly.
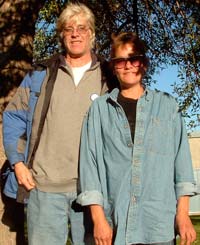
[0,0,46,99]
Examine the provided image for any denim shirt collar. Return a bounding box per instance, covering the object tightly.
[108,87,153,103]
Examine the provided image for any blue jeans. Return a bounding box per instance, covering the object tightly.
[27,189,92,245]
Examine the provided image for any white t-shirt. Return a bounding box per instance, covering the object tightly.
[71,61,92,86]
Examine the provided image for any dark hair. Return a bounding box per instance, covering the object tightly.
[111,32,149,68]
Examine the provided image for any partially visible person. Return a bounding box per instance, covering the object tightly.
[3,2,110,245]
[77,32,198,245]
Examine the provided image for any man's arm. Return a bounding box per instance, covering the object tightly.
[3,73,36,191]
[175,196,196,245]
[3,73,32,166]
[90,205,113,245]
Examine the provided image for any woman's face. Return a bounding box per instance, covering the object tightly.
[113,43,145,89]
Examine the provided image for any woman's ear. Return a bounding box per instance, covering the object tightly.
[141,66,147,76]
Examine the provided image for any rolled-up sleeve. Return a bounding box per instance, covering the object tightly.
[77,190,103,206]
[174,108,198,199]
[176,182,198,199]
[77,103,104,206]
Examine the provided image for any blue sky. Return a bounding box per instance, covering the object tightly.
[150,65,178,95]
[151,66,200,132]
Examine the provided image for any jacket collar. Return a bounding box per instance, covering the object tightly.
[35,52,102,69]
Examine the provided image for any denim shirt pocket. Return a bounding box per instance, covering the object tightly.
[144,116,172,155]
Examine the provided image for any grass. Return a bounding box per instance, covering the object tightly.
[176,215,200,244]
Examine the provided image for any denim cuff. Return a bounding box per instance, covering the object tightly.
[175,182,199,199]
[77,190,103,206]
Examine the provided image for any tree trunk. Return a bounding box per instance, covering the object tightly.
[0,0,46,100]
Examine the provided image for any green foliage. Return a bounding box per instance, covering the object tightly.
[33,0,200,130]
[33,0,66,60]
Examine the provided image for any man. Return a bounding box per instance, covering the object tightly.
[3,3,108,245]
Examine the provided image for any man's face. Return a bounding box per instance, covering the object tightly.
[62,16,92,58]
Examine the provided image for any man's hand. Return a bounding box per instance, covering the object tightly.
[14,162,35,190]
[90,205,113,245]
[176,196,196,245]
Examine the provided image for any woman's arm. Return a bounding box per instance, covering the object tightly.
[90,205,113,245]
[175,196,196,245]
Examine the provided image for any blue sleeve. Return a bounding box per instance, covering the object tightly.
[174,107,199,199]
[77,103,104,206]
[3,73,32,166]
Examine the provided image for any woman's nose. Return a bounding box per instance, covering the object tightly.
[125,60,132,68]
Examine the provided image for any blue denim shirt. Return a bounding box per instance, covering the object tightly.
[77,88,197,245]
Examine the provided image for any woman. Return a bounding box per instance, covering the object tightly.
[77,32,197,245]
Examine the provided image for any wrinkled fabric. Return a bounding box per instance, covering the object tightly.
[77,88,197,245]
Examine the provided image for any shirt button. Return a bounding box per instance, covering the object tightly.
[132,196,136,203]
[134,178,139,184]
[134,159,139,165]
[127,142,132,147]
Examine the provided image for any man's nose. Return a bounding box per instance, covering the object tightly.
[71,28,79,36]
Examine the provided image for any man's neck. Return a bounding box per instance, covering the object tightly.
[65,52,92,67]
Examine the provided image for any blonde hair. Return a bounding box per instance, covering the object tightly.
[57,2,95,48]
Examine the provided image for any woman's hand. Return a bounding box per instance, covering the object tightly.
[90,205,113,245]
[176,196,196,245]
[93,216,113,245]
